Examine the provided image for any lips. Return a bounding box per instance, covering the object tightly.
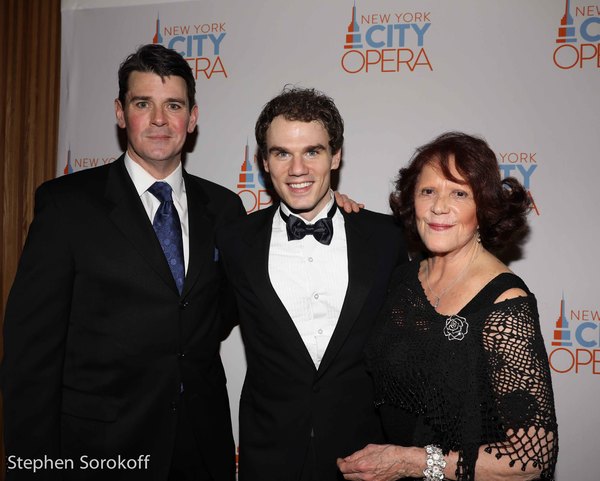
[427,222,455,231]
[145,131,172,140]
[288,181,313,190]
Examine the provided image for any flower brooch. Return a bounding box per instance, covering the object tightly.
[443,315,469,341]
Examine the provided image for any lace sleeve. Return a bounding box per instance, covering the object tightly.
[481,296,558,479]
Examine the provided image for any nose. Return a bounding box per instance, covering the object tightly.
[289,154,308,176]
[431,195,449,214]
[150,106,167,126]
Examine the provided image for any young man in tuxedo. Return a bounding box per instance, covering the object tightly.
[2,44,244,480]
[217,87,408,481]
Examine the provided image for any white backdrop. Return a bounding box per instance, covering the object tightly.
[59,1,600,479]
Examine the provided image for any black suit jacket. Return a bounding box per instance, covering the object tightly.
[217,204,408,481]
[2,156,245,480]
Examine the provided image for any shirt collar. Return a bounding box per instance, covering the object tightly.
[280,190,335,225]
[124,153,184,199]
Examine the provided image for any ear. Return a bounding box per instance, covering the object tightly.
[259,153,270,173]
[187,104,199,133]
[331,149,342,170]
[115,99,126,128]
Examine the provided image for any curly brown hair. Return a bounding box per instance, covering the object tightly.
[390,132,531,254]
[255,86,344,162]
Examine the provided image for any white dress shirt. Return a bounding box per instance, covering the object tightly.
[269,192,349,368]
[124,154,189,273]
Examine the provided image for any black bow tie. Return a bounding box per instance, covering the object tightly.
[280,203,337,246]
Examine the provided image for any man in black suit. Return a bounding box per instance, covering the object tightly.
[2,44,244,480]
[217,87,408,481]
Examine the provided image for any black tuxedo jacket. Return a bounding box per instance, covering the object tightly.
[2,156,245,480]
[217,204,408,481]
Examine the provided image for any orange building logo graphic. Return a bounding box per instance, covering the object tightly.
[153,13,163,44]
[552,295,572,347]
[237,143,257,190]
[556,0,577,44]
[344,1,363,50]
[236,141,272,213]
[64,148,74,175]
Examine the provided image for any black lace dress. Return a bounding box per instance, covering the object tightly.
[365,260,558,480]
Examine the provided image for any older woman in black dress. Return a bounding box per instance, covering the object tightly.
[338,132,557,481]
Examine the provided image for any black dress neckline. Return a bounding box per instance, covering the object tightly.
[409,259,529,318]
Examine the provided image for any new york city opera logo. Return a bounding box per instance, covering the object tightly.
[548,294,600,375]
[63,148,116,175]
[152,13,228,79]
[553,0,600,69]
[236,142,272,213]
[497,150,540,216]
[341,1,433,74]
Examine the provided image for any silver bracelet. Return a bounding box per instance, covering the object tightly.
[423,444,446,481]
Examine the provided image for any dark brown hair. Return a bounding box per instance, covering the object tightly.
[390,132,531,254]
[118,44,196,109]
[255,86,344,162]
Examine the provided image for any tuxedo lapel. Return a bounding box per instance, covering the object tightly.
[317,211,378,376]
[243,205,316,369]
[181,172,213,297]
[104,156,179,294]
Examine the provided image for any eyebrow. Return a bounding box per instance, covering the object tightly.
[128,95,187,105]
[268,145,288,154]
[304,144,327,152]
[268,144,327,153]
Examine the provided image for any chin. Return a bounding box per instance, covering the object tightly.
[281,196,314,211]
[287,204,316,214]
[424,244,454,255]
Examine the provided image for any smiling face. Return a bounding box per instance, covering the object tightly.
[263,116,341,221]
[115,71,198,178]
[414,157,479,256]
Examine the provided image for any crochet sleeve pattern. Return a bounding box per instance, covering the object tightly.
[479,297,558,479]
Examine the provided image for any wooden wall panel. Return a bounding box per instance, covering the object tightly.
[0,0,61,478]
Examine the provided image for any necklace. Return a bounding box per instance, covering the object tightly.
[425,242,480,309]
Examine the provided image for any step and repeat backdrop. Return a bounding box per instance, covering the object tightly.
[60,0,599,479]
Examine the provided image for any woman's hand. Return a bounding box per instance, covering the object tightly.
[337,444,419,481]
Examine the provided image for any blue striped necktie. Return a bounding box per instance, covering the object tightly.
[148,182,185,294]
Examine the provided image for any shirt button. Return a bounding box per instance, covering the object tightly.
[308,257,313,262]
[318,329,323,335]
[313,293,319,300]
